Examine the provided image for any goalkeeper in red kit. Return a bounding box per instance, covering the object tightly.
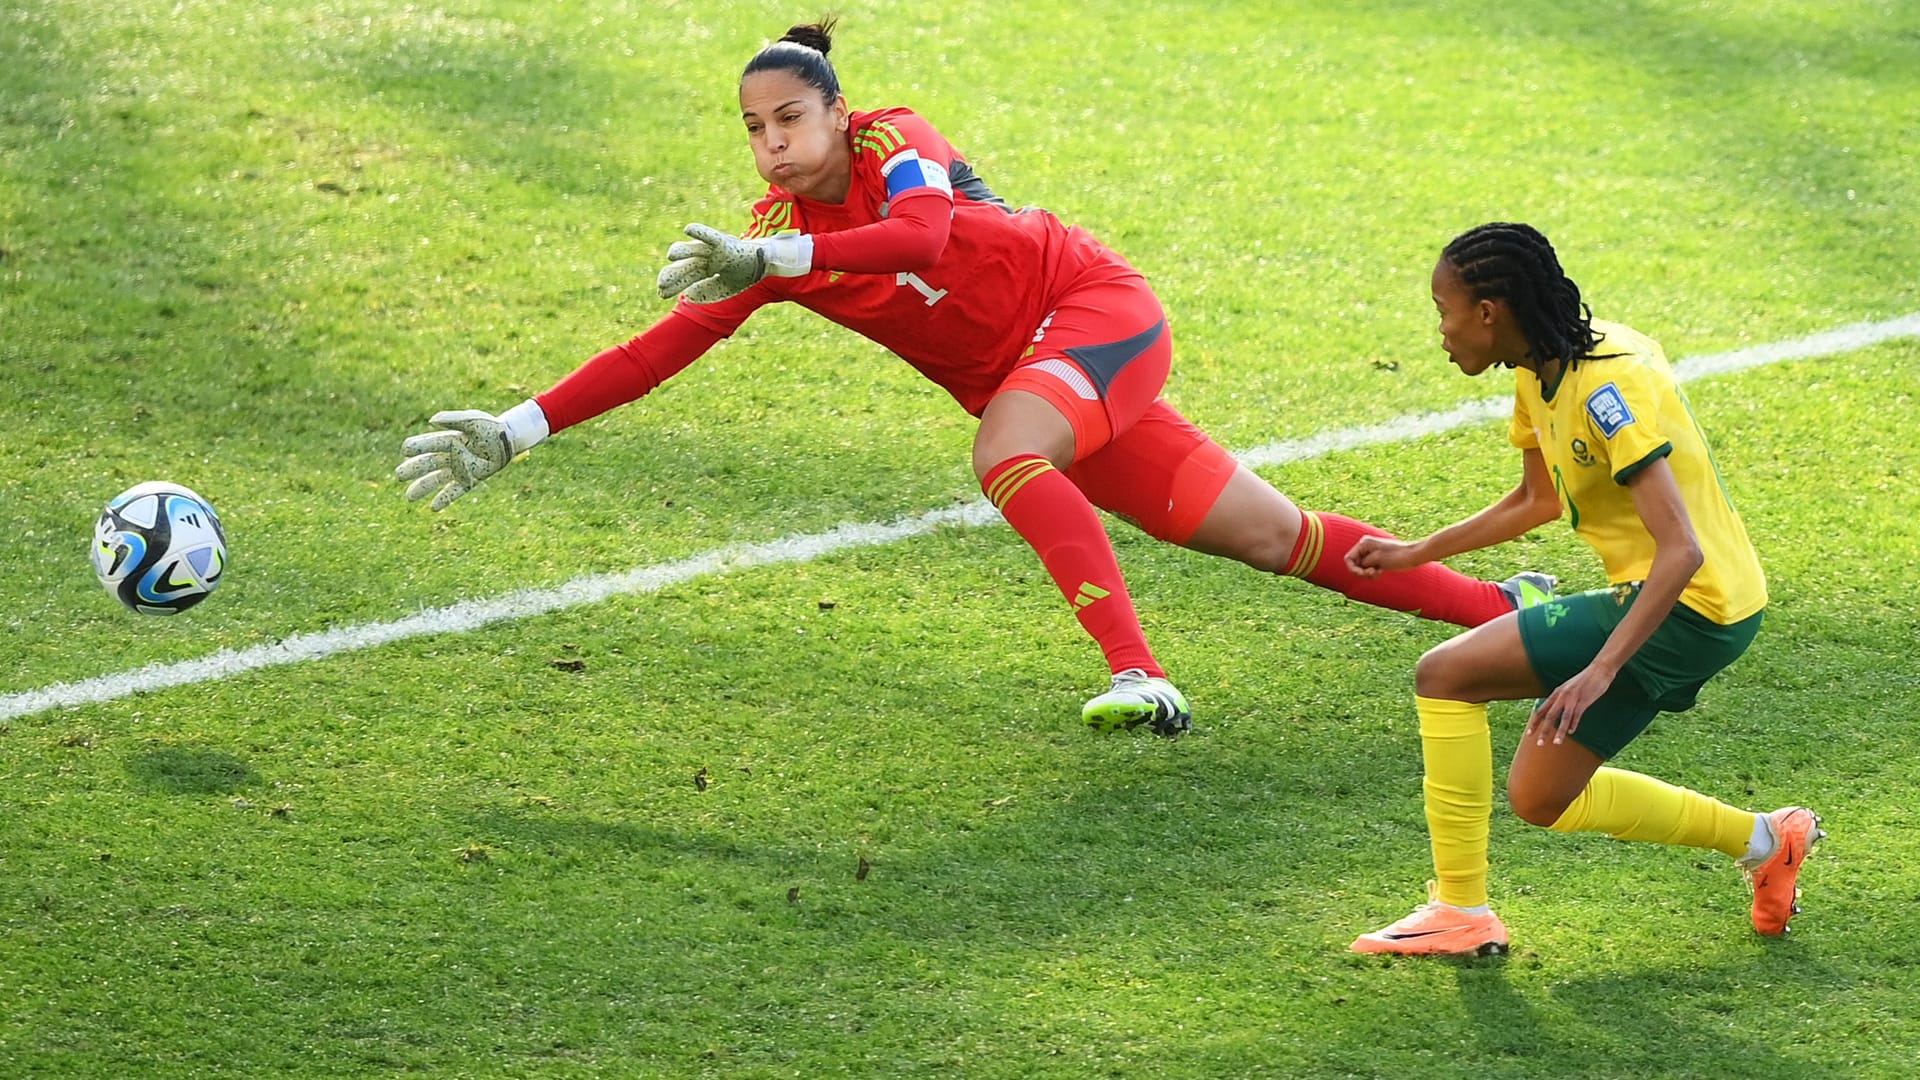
[396,19,1553,736]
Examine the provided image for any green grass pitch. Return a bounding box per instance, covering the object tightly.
[3,1,1918,1076]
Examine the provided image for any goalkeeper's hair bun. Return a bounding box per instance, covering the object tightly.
[780,19,836,56]
[744,17,841,99]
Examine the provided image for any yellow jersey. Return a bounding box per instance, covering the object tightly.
[1508,320,1766,624]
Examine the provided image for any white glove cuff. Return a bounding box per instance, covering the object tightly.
[500,398,551,454]
[759,233,815,277]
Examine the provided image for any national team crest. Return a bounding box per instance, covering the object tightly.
[1571,438,1595,467]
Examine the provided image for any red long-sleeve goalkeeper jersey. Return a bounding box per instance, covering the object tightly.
[537,107,1130,430]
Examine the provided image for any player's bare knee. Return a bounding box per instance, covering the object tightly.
[971,435,1070,482]
[1240,529,1295,574]
[1413,640,1470,699]
[1182,500,1299,571]
[970,445,996,485]
[1508,784,1572,829]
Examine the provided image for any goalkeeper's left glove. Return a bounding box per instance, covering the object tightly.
[394,400,550,512]
[655,223,813,304]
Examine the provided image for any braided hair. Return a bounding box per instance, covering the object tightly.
[742,18,842,103]
[1441,223,1602,367]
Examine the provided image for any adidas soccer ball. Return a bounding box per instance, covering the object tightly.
[91,481,228,615]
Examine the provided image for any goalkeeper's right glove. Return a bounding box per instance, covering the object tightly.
[655,223,813,304]
[395,399,550,512]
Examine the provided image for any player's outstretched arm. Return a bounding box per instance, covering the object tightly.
[1347,447,1561,576]
[395,401,550,512]
[395,310,732,513]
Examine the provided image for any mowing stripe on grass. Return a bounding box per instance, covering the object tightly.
[5,313,1917,722]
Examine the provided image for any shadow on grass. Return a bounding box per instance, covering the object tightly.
[124,744,260,795]
[458,712,1853,1076]
[1447,952,1855,1080]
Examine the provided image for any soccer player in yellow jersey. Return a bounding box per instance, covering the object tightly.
[1343,223,1823,955]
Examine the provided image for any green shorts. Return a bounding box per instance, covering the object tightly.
[1516,583,1764,760]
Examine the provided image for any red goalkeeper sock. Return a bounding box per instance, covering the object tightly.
[1284,511,1510,627]
[983,454,1160,676]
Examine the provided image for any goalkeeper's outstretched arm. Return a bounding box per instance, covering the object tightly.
[395,311,727,511]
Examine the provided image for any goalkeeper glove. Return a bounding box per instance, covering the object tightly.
[655,223,813,304]
[395,400,550,511]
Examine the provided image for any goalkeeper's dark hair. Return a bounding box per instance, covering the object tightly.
[743,17,842,103]
[1441,222,1602,367]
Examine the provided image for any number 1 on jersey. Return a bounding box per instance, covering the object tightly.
[897,272,948,307]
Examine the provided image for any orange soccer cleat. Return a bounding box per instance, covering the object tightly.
[1742,806,1826,936]
[1351,883,1510,957]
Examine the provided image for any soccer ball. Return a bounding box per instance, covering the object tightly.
[91,481,228,615]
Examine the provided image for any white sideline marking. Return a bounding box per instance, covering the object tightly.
[5,314,1917,722]
[1238,313,1920,469]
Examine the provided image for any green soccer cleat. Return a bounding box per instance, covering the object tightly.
[1082,669,1191,737]
[1499,570,1557,611]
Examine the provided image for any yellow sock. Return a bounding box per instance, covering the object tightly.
[1548,766,1754,857]
[1416,696,1492,908]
